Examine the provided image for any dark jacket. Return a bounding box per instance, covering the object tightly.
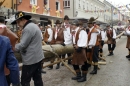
[0,36,20,86]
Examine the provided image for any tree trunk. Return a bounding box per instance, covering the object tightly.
[15,31,124,62]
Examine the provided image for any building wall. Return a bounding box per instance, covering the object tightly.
[64,0,74,18]
[17,0,64,18]
[75,0,105,21]
[103,1,112,23]
[18,0,43,14]
[0,0,16,8]
[64,0,105,22]
[48,0,64,18]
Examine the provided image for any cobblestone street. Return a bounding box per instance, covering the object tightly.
[30,36,130,86]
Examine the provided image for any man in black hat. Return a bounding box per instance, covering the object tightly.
[12,11,44,86]
[62,15,72,65]
[96,22,106,59]
[49,20,64,69]
[43,19,53,44]
[106,24,116,56]
[87,17,100,74]
[71,19,88,82]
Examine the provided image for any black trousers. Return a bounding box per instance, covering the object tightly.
[6,74,11,86]
[21,60,43,86]
[99,41,104,53]
[73,62,88,71]
[93,46,99,62]
[108,44,116,51]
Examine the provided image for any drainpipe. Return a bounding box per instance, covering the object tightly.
[12,0,14,14]
[73,0,74,17]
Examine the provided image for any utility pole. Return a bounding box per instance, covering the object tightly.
[111,6,113,28]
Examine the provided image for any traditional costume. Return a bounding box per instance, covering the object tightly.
[49,20,64,69]
[43,20,53,44]
[62,15,72,65]
[87,17,100,74]
[106,24,116,56]
[71,19,88,82]
[124,20,130,59]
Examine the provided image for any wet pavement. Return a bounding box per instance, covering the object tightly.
[30,36,130,86]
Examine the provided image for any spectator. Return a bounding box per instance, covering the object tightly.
[0,36,20,86]
[11,11,44,86]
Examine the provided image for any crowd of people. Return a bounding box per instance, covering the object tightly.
[0,11,130,86]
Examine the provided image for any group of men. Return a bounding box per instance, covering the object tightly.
[43,15,117,82]
[1,10,126,86]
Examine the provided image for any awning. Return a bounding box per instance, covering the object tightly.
[70,17,88,20]
[23,11,63,20]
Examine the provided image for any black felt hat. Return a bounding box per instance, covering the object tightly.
[87,17,98,24]
[64,15,69,20]
[55,20,62,24]
[11,11,31,24]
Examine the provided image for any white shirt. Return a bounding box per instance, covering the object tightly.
[101,30,106,41]
[41,32,43,40]
[88,26,99,48]
[47,28,53,42]
[108,28,116,39]
[54,27,60,39]
[63,23,72,45]
[124,26,130,35]
[72,27,88,47]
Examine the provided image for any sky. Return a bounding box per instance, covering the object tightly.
[107,0,130,6]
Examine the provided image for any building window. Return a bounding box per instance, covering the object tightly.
[91,4,93,13]
[79,0,81,8]
[44,0,47,5]
[86,2,88,10]
[56,1,60,10]
[30,0,37,5]
[63,0,70,8]
[83,0,85,10]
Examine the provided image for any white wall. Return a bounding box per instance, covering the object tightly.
[64,0,113,23]
[64,0,74,18]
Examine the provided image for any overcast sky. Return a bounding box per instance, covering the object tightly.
[107,0,130,6]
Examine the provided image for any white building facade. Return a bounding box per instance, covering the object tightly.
[63,0,116,23]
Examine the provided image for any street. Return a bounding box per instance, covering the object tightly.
[31,36,130,86]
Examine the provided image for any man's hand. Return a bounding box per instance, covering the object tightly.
[74,45,78,49]
[61,43,66,46]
